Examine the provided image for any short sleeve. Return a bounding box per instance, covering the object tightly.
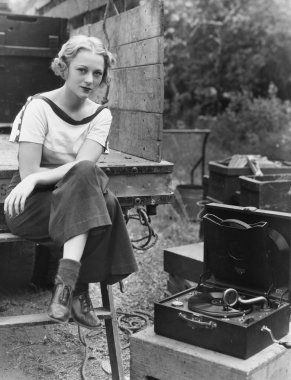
[10,98,47,144]
[86,107,112,153]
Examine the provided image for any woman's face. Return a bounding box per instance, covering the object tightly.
[65,49,105,99]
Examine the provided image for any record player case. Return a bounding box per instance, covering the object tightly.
[154,203,291,359]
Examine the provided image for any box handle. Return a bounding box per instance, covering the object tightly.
[178,312,217,330]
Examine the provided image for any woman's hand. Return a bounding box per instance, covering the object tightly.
[4,174,37,218]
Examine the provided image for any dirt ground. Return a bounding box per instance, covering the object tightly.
[0,204,200,379]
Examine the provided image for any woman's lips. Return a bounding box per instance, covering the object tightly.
[81,86,92,92]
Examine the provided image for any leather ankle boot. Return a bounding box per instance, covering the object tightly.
[47,259,81,323]
[71,290,101,329]
[47,277,73,323]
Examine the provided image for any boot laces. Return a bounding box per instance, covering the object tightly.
[55,275,72,303]
[80,292,93,313]
[60,286,71,303]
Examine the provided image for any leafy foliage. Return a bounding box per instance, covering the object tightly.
[209,88,291,160]
[164,0,291,128]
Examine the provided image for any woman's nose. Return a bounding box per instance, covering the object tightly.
[85,72,93,84]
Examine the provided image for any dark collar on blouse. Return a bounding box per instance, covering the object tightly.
[36,95,107,125]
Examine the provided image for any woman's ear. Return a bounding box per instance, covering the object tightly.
[62,66,69,80]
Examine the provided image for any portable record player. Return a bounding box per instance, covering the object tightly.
[154,203,291,359]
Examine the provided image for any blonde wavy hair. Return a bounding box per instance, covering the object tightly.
[51,35,115,86]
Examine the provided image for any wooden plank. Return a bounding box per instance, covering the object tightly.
[91,65,164,113]
[88,0,163,47]
[109,110,162,161]
[0,233,25,243]
[107,172,172,199]
[43,0,90,19]
[0,307,111,327]
[108,65,164,113]
[111,37,164,68]
[98,150,172,171]
[69,34,163,69]
[38,0,107,15]
[131,326,291,380]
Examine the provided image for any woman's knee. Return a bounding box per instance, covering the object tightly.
[72,160,96,178]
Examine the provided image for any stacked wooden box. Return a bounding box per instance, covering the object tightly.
[207,158,291,206]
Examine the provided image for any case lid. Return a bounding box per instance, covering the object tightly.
[202,204,291,299]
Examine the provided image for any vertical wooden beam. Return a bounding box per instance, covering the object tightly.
[100,282,125,380]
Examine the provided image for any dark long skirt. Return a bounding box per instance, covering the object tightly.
[5,160,138,285]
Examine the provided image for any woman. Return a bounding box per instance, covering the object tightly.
[4,35,138,329]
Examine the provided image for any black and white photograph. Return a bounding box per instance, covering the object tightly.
[0,1,291,379]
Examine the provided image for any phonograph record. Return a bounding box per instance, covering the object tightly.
[154,203,291,359]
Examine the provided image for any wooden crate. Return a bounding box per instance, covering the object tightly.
[130,326,291,380]
[208,160,291,204]
[163,243,204,293]
[240,174,291,212]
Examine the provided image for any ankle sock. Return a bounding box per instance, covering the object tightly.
[56,258,81,290]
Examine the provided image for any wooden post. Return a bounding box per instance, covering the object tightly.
[100,282,125,380]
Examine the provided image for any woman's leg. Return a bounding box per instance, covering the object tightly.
[5,185,82,323]
[7,162,136,328]
[78,189,138,284]
[47,161,112,327]
[63,233,88,261]
[62,232,101,329]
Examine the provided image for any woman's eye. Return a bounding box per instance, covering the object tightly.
[78,68,86,73]
[94,72,102,78]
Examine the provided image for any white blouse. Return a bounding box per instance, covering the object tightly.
[10,96,112,165]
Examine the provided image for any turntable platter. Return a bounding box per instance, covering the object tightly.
[188,291,252,318]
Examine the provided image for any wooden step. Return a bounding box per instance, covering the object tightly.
[0,232,26,243]
[0,307,112,328]
[0,232,56,246]
[163,242,204,284]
